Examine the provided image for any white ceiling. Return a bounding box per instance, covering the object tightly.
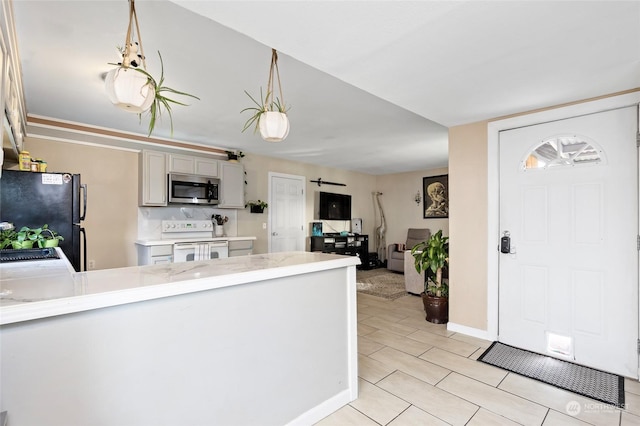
[11,1,640,175]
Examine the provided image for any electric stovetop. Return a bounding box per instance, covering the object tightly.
[0,248,60,262]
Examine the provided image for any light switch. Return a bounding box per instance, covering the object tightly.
[262,223,267,229]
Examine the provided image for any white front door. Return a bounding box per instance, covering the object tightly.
[269,173,306,253]
[498,106,638,377]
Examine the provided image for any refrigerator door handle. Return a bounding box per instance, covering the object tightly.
[80,183,87,221]
[80,227,87,271]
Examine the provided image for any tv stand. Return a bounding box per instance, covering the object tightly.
[310,234,369,270]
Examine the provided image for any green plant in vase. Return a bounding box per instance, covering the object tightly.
[38,224,65,248]
[11,226,43,249]
[411,229,449,324]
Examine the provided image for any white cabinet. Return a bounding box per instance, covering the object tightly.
[136,244,173,265]
[195,158,218,177]
[167,153,194,174]
[139,150,167,206]
[0,1,27,162]
[229,239,254,257]
[168,153,219,177]
[218,161,245,208]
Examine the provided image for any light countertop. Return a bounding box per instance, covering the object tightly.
[135,236,257,246]
[0,250,359,325]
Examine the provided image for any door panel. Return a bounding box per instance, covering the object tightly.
[269,173,305,253]
[498,106,638,377]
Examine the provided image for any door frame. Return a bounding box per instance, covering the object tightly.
[267,172,306,253]
[486,91,640,342]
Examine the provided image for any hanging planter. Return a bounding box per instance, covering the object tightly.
[259,111,289,142]
[105,66,154,113]
[105,0,198,136]
[241,48,290,142]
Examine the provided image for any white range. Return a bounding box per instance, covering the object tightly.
[135,220,256,265]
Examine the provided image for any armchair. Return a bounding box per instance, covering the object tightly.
[387,228,431,273]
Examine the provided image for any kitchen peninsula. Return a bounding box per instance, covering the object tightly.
[0,250,359,426]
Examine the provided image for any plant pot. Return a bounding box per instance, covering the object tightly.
[11,240,34,249]
[39,239,59,248]
[104,67,155,113]
[259,112,290,142]
[250,205,264,214]
[227,155,239,163]
[421,293,449,324]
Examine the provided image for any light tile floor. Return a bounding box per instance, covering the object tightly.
[316,293,640,426]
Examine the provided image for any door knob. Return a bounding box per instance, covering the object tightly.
[272,232,278,236]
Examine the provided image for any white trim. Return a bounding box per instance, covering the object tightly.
[487,91,640,345]
[447,322,493,342]
[286,388,355,426]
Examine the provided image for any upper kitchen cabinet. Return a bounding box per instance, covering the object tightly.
[168,153,218,177]
[218,161,245,209]
[139,150,167,206]
[1,0,27,163]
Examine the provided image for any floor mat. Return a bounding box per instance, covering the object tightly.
[478,342,624,407]
[356,269,406,300]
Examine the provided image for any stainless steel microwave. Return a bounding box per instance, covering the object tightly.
[168,173,220,205]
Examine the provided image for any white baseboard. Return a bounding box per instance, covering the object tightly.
[447,322,495,342]
[286,388,356,426]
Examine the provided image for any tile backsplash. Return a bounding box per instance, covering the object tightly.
[137,206,238,240]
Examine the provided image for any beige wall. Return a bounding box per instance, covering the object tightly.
[237,153,379,254]
[375,168,449,258]
[448,122,488,330]
[17,137,139,270]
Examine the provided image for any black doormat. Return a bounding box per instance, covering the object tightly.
[478,342,624,408]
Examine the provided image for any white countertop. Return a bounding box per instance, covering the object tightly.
[135,236,257,246]
[0,250,359,325]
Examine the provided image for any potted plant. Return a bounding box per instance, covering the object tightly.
[0,228,16,249]
[9,226,44,249]
[411,230,449,324]
[104,0,198,136]
[246,200,268,214]
[106,50,199,137]
[241,49,290,142]
[225,151,245,162]
[38,224,64,248]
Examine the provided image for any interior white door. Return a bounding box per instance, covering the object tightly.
[269,173,306,253]
[498,106,638,377]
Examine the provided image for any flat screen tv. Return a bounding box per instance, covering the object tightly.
[318,191,351,220]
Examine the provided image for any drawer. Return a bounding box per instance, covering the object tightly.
[229,240,253,251]
[150,245,173,256]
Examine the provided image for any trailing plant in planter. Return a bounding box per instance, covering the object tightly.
[225,150,245,162]
[104,0,199,136]
[411,229,449,323]
[246,200,268,213]
[241,49,290,142]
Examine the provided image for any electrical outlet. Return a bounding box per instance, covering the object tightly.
[262,223,267,230]
[88,259,96,270]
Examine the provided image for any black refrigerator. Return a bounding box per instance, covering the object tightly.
[0,169,87,271]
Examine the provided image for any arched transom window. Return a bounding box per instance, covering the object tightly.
[523,135,603,170]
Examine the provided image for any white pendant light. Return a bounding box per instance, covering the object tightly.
[105,67,154,113]
[259,111,290,142]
